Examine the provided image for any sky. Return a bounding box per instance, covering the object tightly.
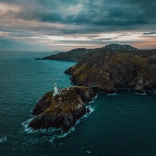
[0,0,156,52]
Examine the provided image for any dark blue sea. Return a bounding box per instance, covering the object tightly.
[0,51,156,156]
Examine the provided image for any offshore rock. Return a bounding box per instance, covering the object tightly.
[65,50,156,94]
[28,86,96,133]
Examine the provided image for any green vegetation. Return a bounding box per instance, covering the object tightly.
[66,50,156,94]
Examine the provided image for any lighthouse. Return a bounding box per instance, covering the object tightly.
[53,83,59,96]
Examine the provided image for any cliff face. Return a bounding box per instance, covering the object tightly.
[29,44,156,133]
[65,50,156,94]
[28,86,96,132]
[41,44,138,61]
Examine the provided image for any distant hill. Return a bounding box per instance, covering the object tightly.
[39,44,139,61]
[42,48,88,61]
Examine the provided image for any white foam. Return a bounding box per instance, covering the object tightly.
[135,92,146,95]
[22,105,95,143]
[95,93,98,99]
[22,119,59,134]
[148,90,156,94]
[89,100,95,104]
[0,137,7,143]
[86,105,95,113]
[107,93,118,96]
[22,118,75,143]
[89,94,98,104]
[54,111,95,140]
[22,118,35,134]
[55,127,75,139]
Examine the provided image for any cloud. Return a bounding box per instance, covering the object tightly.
[1,0,155,27]
[0,0,155,51]
[143,32,156,35]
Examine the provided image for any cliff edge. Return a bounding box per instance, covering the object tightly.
[65,50,156,94]
[40,44,138,61]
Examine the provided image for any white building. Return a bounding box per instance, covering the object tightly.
[53,83,59,96]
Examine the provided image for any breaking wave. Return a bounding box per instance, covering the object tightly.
[22,105,95,143]
[107,93,118,96]
[135,92,146,95]
[0,137,7,143]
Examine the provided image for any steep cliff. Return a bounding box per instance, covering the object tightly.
[65,50,156,94]
[28,86,96,132]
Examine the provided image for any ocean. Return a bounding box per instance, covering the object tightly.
[0,51,156,156]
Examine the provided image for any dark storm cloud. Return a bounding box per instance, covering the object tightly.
[69,0,155,27]
[0,0,155,51]
[1,0,155,29]
[17,11,63,23]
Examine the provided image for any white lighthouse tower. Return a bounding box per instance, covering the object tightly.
[53,83,59,96]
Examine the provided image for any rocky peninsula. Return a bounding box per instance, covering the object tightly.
[40,44,138,61]
[28,86,96,132]
[65,46,156,94]
[29,44,156,133]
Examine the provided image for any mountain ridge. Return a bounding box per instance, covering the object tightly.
[65,49,156,94]
[39,44,140,61]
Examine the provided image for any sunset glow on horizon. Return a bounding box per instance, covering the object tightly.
[0,0,156,52]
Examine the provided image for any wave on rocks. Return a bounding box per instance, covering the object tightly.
[22,105,95,142]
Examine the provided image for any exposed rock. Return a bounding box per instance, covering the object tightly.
[104,44,138,51]
[28,86,96,132]
[65,50,156,94]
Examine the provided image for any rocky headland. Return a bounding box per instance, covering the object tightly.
[65,47,156,94]
[40,44,138,61]
[29,44,156,133]
[28,86,96,132]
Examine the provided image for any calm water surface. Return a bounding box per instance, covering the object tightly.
[0,51,156,156]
